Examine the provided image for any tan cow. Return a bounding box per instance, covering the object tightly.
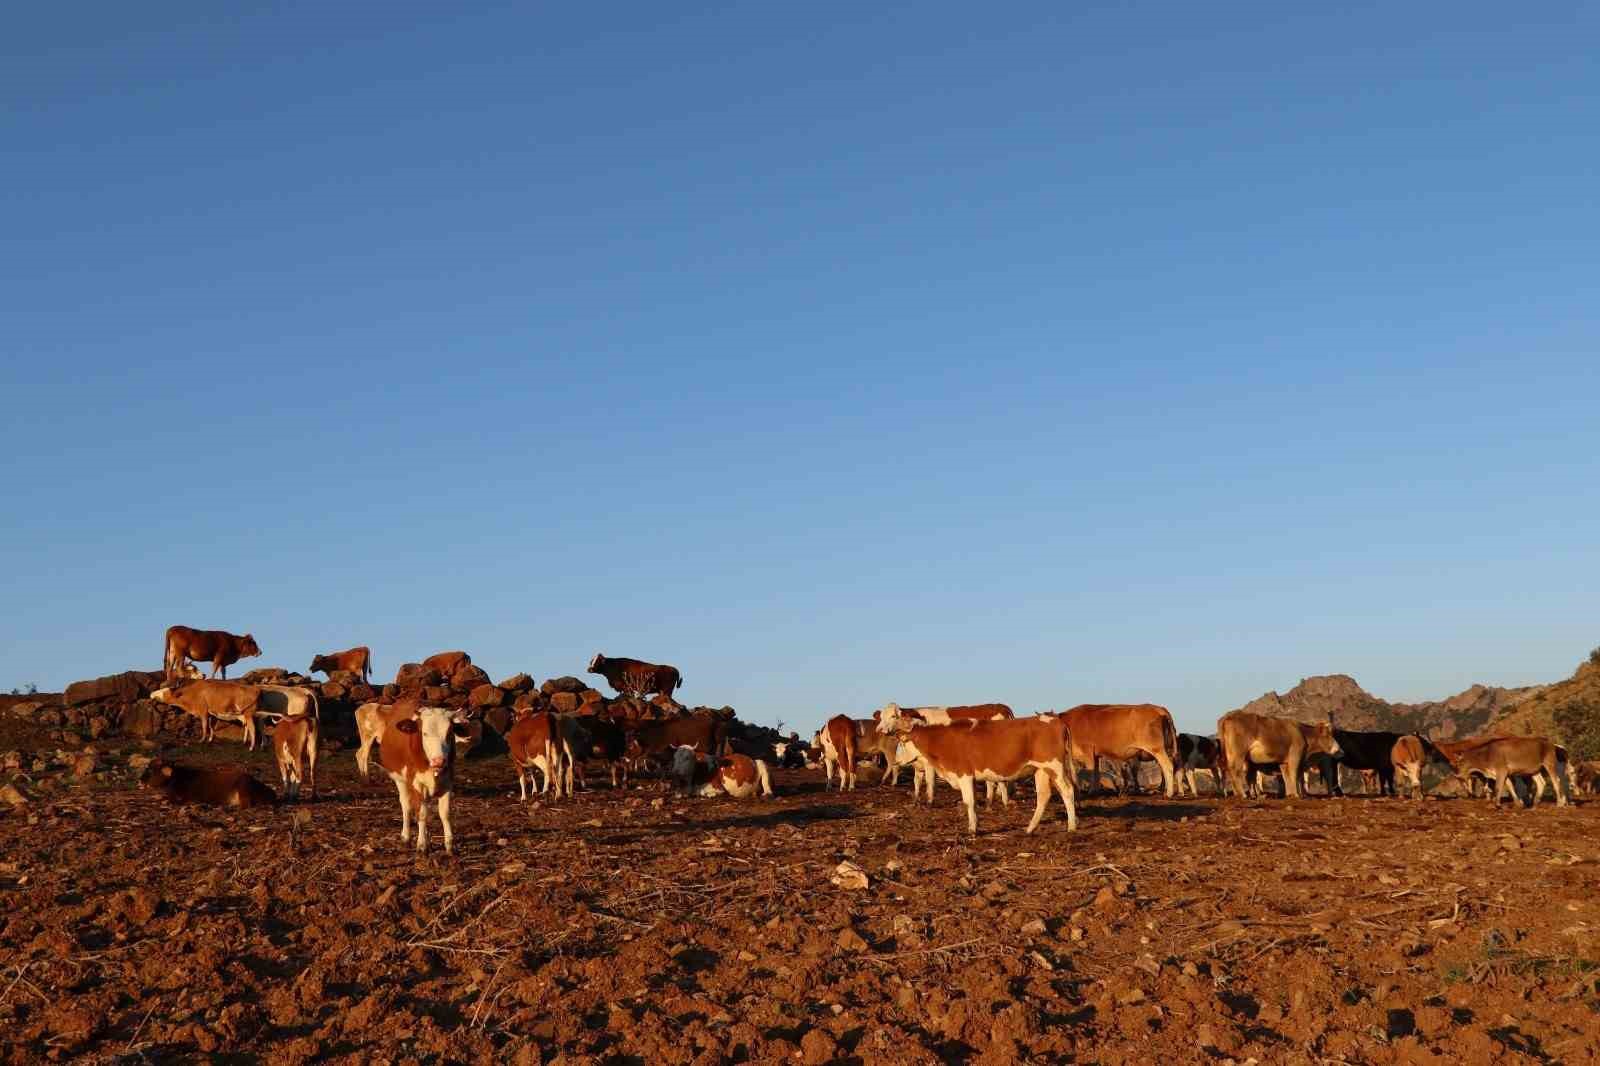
[875,702,1015,803]
[151,681,264,749]
[309,646,372,681]
[1390,734,1447,800]
[887,715,1078,835]
[273,710,319,801]
[1218,711,1341,800]
[1433,735,1568,808]
[1057,704,1180,798]
[257,684,320,724]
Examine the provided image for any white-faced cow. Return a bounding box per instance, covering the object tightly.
[379,706,473,853]
[886,715,1079,835]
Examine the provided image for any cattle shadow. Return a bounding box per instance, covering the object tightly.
[1079,802,1210,822]
[693,803,858,832]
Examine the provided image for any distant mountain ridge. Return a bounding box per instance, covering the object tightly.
[1227,672,1548,741]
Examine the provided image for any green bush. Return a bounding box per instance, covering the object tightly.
[1554,699,1600,762]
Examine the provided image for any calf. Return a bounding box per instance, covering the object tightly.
[422,650,472,677]
[1218,711,1341,800]
[508,712,561,800]
[1390,734,1448,800]
[819,714,857,791]
[151,681,264,749]
[379,706,473,853]
[273,710,319,801]
[579,713,630,789]
[773,739,807,770]
[141,759,276,808]
[1176,734,1225,797]
[670,745,705,796]
[889,716,1078,835]
[309,645,372,681]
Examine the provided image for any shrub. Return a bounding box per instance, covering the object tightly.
[1589,645,1600,667]
[1554,699,1600,762]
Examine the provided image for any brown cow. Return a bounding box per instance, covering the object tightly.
[1433,735,1568,808]
[379,706,473,853]
[163,626,261,681]
[887,716,1079,835]
[422,650,472,677]
[1218,711,1341,800]
[1390,734,1446,800]
[1057,704,1180,798]
[873,706,1011,802]
[151,681,264,749]
[588,653,683,699]
[273,710,319,801]
[623,713,728,766]
[141,759,276,808]
[355,700,417,776]
[508,712,559,800]
[819,714,858,791]
[309,646,372,681]
[698,753,774,798]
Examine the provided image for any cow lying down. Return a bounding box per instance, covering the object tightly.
[140,759,277,808]
[670,747,774,799]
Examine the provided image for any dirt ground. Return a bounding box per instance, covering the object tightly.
[2,732,1598,1065]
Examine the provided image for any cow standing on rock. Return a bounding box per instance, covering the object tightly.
[163,626,261,681]
[309,646,371,682]
[588,653,682,699]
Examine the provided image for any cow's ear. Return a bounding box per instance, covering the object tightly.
[396,719,419,734]
[161,765,173,777]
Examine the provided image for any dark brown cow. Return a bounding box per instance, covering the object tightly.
[422,650,472,677]
[309,645,372,681]
[588,653,683,699]
[887,716,1079,835]
[379,706,473,853]
[141,759,276,808]
[819,714,858,791]
[578,714,630,789]
[163,626,261,681]
[623,713,728,766]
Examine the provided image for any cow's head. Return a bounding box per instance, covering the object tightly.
[150,687,176,706]
[876,703,908,735]
[587,653,604,672]
[1306,715,1340,758]
[396,706,472,770]
[309,655,331,675]
[240,634,262,658]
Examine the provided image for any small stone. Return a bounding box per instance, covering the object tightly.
[836,927,869,953]
[1020,918,1047,937]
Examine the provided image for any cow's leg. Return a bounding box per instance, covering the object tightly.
[306,740,317,799]
[438,791,454,854]
[394,779,413,843]
[1493,773,1512,808]
[1546,759,1568,807]
[1051,764,1079,831]
[958,775,978,834]
[1227,757,1248,801]
[1024,769,1052,833]
[1282,756,1301,799]
[414,787,430,851]
[823,753,837,791]
[1152,747,1176,799]
[356,732,371,778]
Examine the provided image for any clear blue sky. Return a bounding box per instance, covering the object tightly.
[5,3,1597,733]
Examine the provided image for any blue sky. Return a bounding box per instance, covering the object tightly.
[4,3,1597,733]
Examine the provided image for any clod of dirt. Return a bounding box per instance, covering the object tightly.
[0,784,28,807]
[800,1028,839,1065]
[1020,917,1047,937]
[837,927,869,953]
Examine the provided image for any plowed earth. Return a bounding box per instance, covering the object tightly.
[2,735,1598,1065]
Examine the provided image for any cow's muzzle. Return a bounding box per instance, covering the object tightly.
[429,756,447,770]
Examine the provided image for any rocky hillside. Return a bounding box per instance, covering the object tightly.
[1225,672,1549,741]
[1483,654,1600,760]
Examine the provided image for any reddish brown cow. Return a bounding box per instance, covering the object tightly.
[379,706,473,853]
[354,700,418,776]
[819,714,858,791]
[888,716,1079,835]
[163,625,261,681]
[422,650,472,677]
[309,646,371,681]
[141,759,276,808]
[623,713,728,765]
[508,712,559,800]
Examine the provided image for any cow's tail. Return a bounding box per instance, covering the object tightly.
[1162,711,1179,764]
[756,758,773,797]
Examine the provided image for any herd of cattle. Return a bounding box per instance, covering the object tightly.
[140,625,1588,855]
